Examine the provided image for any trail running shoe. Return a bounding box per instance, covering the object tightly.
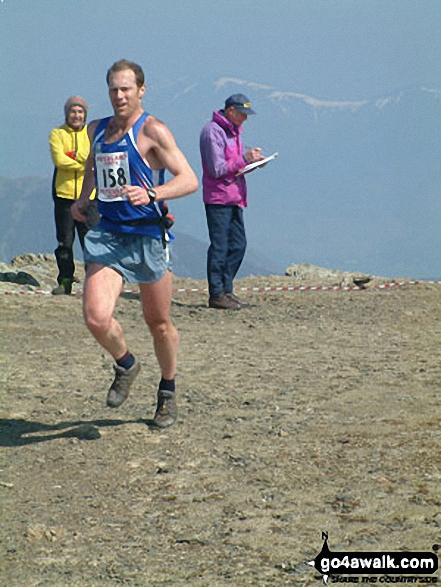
[106,358,141,408]
[152,390,177,428]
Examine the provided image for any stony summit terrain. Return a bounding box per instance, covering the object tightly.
[1,255,440,586]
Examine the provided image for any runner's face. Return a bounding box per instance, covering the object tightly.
[108,69,145,119]
[67,106,85,130]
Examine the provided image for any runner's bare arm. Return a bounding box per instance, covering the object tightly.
[71,121,99,222]
[141,117,198,202]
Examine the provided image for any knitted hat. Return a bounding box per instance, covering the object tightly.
[64,96,88,121]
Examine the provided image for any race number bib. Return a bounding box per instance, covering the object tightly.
[95,150,131,201]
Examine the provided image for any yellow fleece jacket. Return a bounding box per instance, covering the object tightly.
[49,124,96,200]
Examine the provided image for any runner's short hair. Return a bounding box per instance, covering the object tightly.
[106,59,145,88]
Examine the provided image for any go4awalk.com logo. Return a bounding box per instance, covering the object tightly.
[308,533,439,585]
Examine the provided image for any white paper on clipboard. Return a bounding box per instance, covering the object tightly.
[237,152,278,176]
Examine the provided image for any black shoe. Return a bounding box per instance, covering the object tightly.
[208,293,241,310]
[106,359,141,408]
[152,390,177,428]
[51,278,72,295]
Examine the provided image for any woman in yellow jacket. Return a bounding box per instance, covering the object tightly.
[49,96,99,295]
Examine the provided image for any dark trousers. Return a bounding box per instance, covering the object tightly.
[205,204,247,297]
[53,197,99,283]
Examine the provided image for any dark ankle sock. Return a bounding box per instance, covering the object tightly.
[159,377,175,393]
[116,351,135,370]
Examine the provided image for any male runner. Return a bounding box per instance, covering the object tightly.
[72,59,198,427]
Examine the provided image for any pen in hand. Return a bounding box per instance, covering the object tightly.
[244,147,264,163]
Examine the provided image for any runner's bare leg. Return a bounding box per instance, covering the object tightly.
[139,271,179,380]
[82,264,127,360]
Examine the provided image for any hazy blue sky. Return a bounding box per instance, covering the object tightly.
[1,0,440,277]
[2,0,439,173]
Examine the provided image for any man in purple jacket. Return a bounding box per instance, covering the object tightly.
[200,94,264,310]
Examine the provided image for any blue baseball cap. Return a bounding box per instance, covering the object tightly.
[224,94,256,115]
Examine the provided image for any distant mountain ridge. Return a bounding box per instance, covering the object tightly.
[213,78,441,115]
[2,81,440,279]
[149,79,441,279]
[0,177,282,278]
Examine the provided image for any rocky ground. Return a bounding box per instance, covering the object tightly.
[1,256,440,586]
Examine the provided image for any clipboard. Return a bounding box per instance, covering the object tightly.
[237,152,278,176]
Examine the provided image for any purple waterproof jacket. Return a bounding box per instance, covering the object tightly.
[200,110,248,207]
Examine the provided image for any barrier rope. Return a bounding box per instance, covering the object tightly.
[1,279,433,297]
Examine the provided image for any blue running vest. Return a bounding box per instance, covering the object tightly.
[93,112,171,240]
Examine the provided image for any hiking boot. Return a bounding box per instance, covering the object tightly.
[208,293,241,310]
[227,292,249,308]
[152,390,177,428]
[106,359,141,408]
[51,278,72,295]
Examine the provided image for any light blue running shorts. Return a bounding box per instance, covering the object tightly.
[84,226,172,283]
